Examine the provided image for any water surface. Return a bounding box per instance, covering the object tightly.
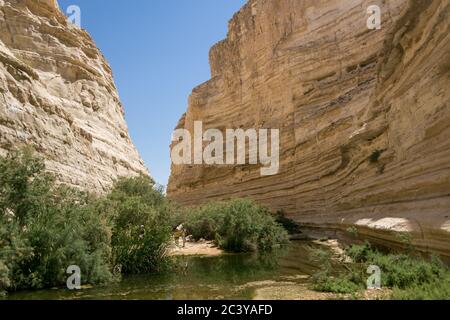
[6,241,321,300]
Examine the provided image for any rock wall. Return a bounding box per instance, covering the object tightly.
[168,0,450,257]
[0,0,148,192]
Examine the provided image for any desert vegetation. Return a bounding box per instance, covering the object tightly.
[309,242,450,300]
[0,148,288,295]
[0,149,175,294]
[0,148,115,293]
[183,199,289,253]
[1,148,447,300]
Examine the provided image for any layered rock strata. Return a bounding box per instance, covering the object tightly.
[168,0,450,257]
[0,0,148,191]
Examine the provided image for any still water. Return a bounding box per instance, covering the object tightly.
[5,241,321,300]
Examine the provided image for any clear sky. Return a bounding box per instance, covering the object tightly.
[57,0,247,186]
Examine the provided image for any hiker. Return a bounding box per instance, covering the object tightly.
[173,224,187,248]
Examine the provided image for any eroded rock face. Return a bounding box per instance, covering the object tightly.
[168,0,450,257]
[0,0,148,192]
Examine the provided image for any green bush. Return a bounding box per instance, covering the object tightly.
[392,279,450,300]
[310,241,450,299]
[313,276,362,294]
[345,243,448,289]
[345,241,373,262]
[0,149,177,294]
[0,213,31,294]
[365,253,446,289]
[185,202,225,241]
[0,149,114,293]
[0,148,184,295]
[308,246,364,294]
[106,176,173,274]
[185,199,289,253]
[345,226,359,238]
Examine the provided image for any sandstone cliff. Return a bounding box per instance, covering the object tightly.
[168,0,450,257]
[0,0,148,191]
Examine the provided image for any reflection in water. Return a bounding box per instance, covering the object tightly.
[5,241,321,300]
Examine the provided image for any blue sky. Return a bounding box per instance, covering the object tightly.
[57,0,246,186]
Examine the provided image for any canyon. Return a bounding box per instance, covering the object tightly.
[0,0,449,259]
[168,0,450,258]
[0,0,147,192]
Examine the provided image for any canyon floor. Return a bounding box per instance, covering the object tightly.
[168,241,223,257]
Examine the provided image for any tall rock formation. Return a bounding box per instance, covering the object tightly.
[0,0,148,191]
[168,0,450,257]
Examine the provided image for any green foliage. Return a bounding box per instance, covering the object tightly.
[0,147,53,222]
[313,276,362,294]
[106,176,173,274]
[185,199,289,253]
[345,241,373,262]
[185,203,221,241]
[0,213,31,294]
[0,149,177,294]
[361,252,446,290]
[392,278,450,300]
[345,242,448,289]
[395,232,414,253]
[345,226,359,238]
[0,149,114,293]
[308,246,363,294]
[310,241,450,299]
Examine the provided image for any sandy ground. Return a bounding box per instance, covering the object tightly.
[168,240,223,257]
[253,283,391,300]
[313,239,353,262]
[253,283,342,300]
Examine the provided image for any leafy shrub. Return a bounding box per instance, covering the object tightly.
[365,251,447,289]
[345,243,448,289]
[185,202,223,241]
[106,176,173,274]
[0,149,114,293]
[392,279,450,300]
[345,226,359,238]
[186,199,289,253]
[310,241,450,299]
[0,149,181,294]
[314,276,362,294]
[0,213,31,294]
[345,241,373,262]
[308,246,364,294]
